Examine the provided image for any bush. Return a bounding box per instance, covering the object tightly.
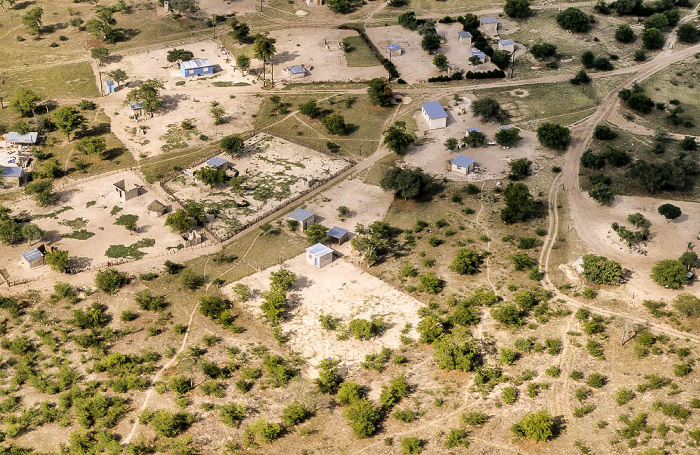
[502,386,518,404]
[537,123,571,150]
[400,437,423,454]
[380,374,410,409]
[530,42,557,59]
[181,269,205,290]
[556,8,590,32]
[570,70,591,85]
[449,249,481,275]
[247,419,282,444]
[149,410,194,438]
[282,401,309,426]
[615,24,635,43]
[219,403,246,427]
[338,381,365,405]
[642,27,664,49]
[586,373,606,388]
[343,398,381,438]
[511,410,555,441]
[651,259,689,288]
[582,254,623,285]
[418,273,443,294]
[95,269,127,294]
[348,318,386,340]
[433,326,482,372]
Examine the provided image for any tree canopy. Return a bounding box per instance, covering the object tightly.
[471,98,508,122]
[433,327,482,372]
[556,7,590,32]
[582,254,624,285]
[54,107,86,142]
[658,203,681,221]
[383,121,415,155]
[504,0,532,18]
[126,79,165,114]
[11,89,40,117]
[511,410,556,441]
[500,182,533,224]
[380,166,435,200]
[537,123,571,150]
[367,78,393,107]
[651,259,690,288]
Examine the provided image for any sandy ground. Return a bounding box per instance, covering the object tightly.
[225,254,423,373]
[402,94,545,181]
[100,40,258,159]
[163,133,348,238]
[267,28,386,83]
[304,175,394,233]
[0,170,182,282]
[366,23,502,84]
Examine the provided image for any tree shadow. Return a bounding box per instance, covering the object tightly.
[13,1,34,11]
[83,122,112,137]
[161,93,189,113]
[344,123,359,135]
[43,22,68,34]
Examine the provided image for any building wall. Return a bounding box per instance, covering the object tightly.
[499,43,515,53]
[482,23,498,35]
[182,66,214,77]
[451,162,474,175]
[458,37,472,46]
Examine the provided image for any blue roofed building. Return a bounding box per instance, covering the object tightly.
[327,226,350,244]
[450,155,476,175]
[386,44,402,56]
[498,39,516,53]
[20,247,45,270]
[471,48,486,62]
[306,243,334,268]
[458,31,472,45]
[205,156,231,170]
[5,132,38,146]
[479,16,499,35]
[288,208,315,231]
[465,127,482,135]
[285,65,306,79]
[421,101,448,129]
[1,166,25,186]
[181,58,214,77]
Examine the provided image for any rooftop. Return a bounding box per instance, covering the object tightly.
[130,103,143,110]
[421,101,447,119]
[21,248,44,262]
[306,243,334,256]
[1,166,23,178]
[5,132,38,144]
[451,155,475,167]
[328,226,349,239]
[106,80,115,86]
[287,65,305,74]
[480,16,498,24]
[499,39,515,46]
[386,44,402,51]
[205,156,229,167]
[181,58,213,70]
[471,49,486,58]
[466,127,482,133]
[458,31,473,38]
[288,208,314,221]
[498,125,512,130]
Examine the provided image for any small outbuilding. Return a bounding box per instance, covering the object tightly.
[205,156,232,170]
[306,0,324,5]
[147,200,167,216]
[106,80,115,94]
[450,155,476,175]
[328,226,350,245]
[130,103,144,117]
[471,49,486,62]
[498,39,515,53]
[181,58,214,77]
[113,179,141,202]
[288,208,315,231]
[285,65,306,79]
[5,132,39,146]
[457,31,472,45]
[465,127,482,136]
[1,166,25,186]
[498,125,512,131]
[306,243,334,268]
[421,101,448,130]
[479,16,499,35]
[386,44,403,57]
[20,247,45,270]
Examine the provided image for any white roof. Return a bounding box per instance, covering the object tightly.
[181,58,212,70]
[5,132,38,144]
[306,243,333,256]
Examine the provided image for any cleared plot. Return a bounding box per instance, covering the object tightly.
[226,254,422,370]
[163,133,348,238]
[342,36,382,67]
[0,62,98,101]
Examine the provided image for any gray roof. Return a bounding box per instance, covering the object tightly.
[498,125,512,130]
[328,226,349,239]
[458,31,473,39]
[21,248,44,262]
[499,39,515,46]
[130,103,143,110]
[289,208,314,221]
[6,132,38,144]
[421,102,447,119]
[451,155,475,167]
[306,243,333,256]
[181,58,212,70]
[466,127,482,133]
[1,166,23,178]
[471,49,486,58]
[480,16,498,24]
[205,156,228,167]
[287,65,305,74]
[386,44,402,51]
[106,80,115,86]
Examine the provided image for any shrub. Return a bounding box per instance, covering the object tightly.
[556,8,590,32]
[418,273,443,294]
[449,249,481,275]
[219,403,246,427]
[247,419,282,444]
[282,401,309,426]
[586,373,606,388]
[502,386,518,404]
[616,388,636,406]
[380,374,410,409]
[400,437,423,454]
[149,410,194,438]
[95,269,127,294]
[511,410,555,441]
[343,398,381,438]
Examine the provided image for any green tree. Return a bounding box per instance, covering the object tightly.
[91,47,110,63]
[449,249,481,275]
[508,158,532,180]
[210,101,226,125]
[500,182,533,224]
[327,0,352,13]
[642,28,664,49]
[645,13,669,31]
[421,34,441,53]
[383,121,415,155]
[491,50,511,70]
[21,223,44,245]
[281,401,309,427]
[419,273,443,294]
[651,259,689,288]
[45,249,69,272]
[495,127,521,146]
[582,254,623,285]
[235,54,251,76]
[380,166,433,200]
[367,78,393,107]
[677,23,699,44]
[25,180,55,206]
[511,410,555,441]
[10,89,40,117]
[229,17,250,43]
[95,268,127,294]
[115,214,139,231]
[398,11,418,29]
[530,42,557,59]
[126,79,165,114]
[433,326,482,372]
[253,35,277,85]
[614,0,641,15]
[166,49,194,64]
[471,98,508,122]
[76,136,108,159]
[219,403,246,427]
[315,358,341,394]
[444,137,458,150]
[537,123,571,150]
[305,223,329,244]
[220,134,245,156]
[464,130,486,147]
[343,398,381,438]
[149,410,194,438]
[54,107,86,142]
[615,24,635,43]
[679,251,698,270]
[107,69,128,86]
[658,203,681,221]
[165,209,196,233]
[504,0,532,18]
[433,53,449,71]
[556,7,589,32]
[170,0,199,13]
[321,113,346,135]
[197,166,227,188]
[22,7,43,35]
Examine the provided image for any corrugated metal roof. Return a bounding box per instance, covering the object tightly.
[205,156,228,167]
[287,65,305,74]
[130,103,143,110]
[106,80,115,86]
[466,127,482,133]
[451,155,475,167]
[499,39,515,46]
[480,16,498,24]
[6,132,38,144]
[181,58,212,70]
[306,243,333,256]
[21,248,44,262]
[328,226,349,239]
[289,208,314,221]
[386,44,402,51]
[498,125,512,130]
[471,49,486,58]
[1,166,23,178]
[458,31,473,38]
[421,102,447,119]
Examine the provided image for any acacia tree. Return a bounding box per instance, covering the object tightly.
[651,259,689,288]
[500,182,533,224]
[383,121,415,154]
[495,127,521,147]
[108,69,128,87]
[504,0,532,18]
[235,54,251,76]
[11,89,40,117]
[91,47,110,63]
[197,166,227,188]
[537,123,571,150]
[22,7,43,35]
[126,79,165,114]
[54,106,86,142]
[367,78,393,107]
[658,203,681,221]
[471,98,508,122]
[76,136,108,159]
[221,134,245,156]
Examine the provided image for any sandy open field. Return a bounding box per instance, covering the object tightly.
[267,28,386,83]
[1,170,182,282]
[366,23,501,84]
[402,93,545,180]
[225,254,423,373]
[100,40,258,159]
[163,133,348,238]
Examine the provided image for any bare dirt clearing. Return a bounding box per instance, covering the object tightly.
[163,134,349,238]
[225,254,423,372]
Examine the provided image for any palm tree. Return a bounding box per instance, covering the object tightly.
[253,36,276,86]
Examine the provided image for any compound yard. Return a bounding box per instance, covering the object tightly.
[163,134,349,238]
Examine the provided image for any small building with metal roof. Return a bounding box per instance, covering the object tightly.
[498,125,512,130]
[205,156,232,170]
[5,132,38,146]
[471,48,486,62]
[457,31,472,45]
[465,127,482,135]
[288,208,315,231]
[421,101,448,130]
[106,80,115,94]
[181,58,214,77]
[285,65,306,79]
[498,39,515,53]
[20,248,45,270]
[1,166,25,186]
[450,155,476,175]
[327,226,350,244]
[386,44,402,56]
[306,243,334,268]
[479,16,499,35]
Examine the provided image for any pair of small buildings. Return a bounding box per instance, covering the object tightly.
[288,208,350,269]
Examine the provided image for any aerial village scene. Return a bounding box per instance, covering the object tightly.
[0,0,699,454]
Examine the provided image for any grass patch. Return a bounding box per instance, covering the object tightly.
[139,144,219,183]
[31,206,73,220]
[105,238,156,260]
[63,229,95,240]
[342,36,381,67]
